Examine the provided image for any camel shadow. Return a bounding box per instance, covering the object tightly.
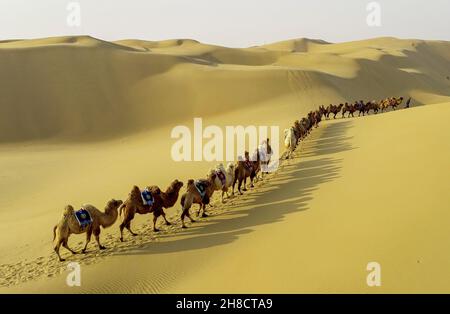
[115,120,355,256]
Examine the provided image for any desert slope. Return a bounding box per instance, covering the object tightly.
[0,36,449,142]
[1,103,449,293]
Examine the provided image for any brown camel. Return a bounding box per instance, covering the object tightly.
[391,97,404,110]
[161,179,184,213]
[232,150,260,195]
[52,199,123,261]
[364,101,379,114]
[180,177,215,228]
[331,104,344,119]
[119,184,167,242]
[379,98,389,112]
[342,103,355,118]
[325,104,333,119]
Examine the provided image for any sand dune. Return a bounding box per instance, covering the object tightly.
[1,103,449,293]
[1,36,449,142]
[0,36,449,293]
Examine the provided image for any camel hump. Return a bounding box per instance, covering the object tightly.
[147,185,161,195]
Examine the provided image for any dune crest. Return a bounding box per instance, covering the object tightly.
[1,36,449,142]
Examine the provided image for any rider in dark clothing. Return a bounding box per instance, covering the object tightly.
[405,97,411,108]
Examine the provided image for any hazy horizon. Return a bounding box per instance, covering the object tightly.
[0,0,449,47]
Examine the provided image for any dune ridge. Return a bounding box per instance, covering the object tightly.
[1,36,449,142]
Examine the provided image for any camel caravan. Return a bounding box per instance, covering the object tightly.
[52,96,410,261]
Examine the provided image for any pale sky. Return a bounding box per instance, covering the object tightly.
[0,0,449,47]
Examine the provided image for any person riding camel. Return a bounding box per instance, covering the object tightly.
[405,97,411,109]
[243,151,253,172]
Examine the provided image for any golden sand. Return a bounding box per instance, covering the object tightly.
[0,36,449,293]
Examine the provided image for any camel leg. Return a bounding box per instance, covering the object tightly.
[120,217,137,242]
[181,207,195,228]
[181,208,187,228]
[232,176,238,195]
[250,173,255,188]
[238,178,244,195]
[94,228,106,250]
[54,240,65,262]
[242,177,247,191]
[119,221,126,242]
[162,211,171,226]
[153,215,160,232]
[63,239,78,255]
[202,204,208,218]
[126,221,138,237]
[82,227,93,253]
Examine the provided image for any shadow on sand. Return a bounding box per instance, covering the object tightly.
[116,120,356,256]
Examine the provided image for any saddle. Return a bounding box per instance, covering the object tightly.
[244,160,253,172]
[194,180,208,202]
[75,209,93,230]
[141,188,154,206]
[216,170,226,187]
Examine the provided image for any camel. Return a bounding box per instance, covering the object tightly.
[364,101,379,115]
[356,100,366,116]
[294,120,309,141]
[119,182,181,242]
[380,97,401,112]
[300,117,311,137]
[379,98,389,112]
[160,179,184,212]
[313,110,322,127]
[308,110,322,128]
[52,199,123,261]
[318,105,327,119]
[293,120,302,142]
[180,177,215,228]
[342,103,355,118]
[283,127,297,159]
[233,150,261,194]
[331,104,344,119]
[391,97,404,110]
[208,162,235,202]
[325,104,333,119]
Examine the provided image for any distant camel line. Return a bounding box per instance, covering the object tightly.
[52,95,410,261]
[284,96,408,159]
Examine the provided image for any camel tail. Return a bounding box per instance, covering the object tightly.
[52,225,57,241]
[180,194,186,207]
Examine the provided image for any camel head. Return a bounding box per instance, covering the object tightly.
[207,171,217,183]
[131,185,140,196]
[226,162,235,173]
[63,205,75,217]
[169,179,184,193]
[105,199,123,213]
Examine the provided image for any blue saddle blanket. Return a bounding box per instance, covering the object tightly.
[75,209,92,229]
[141,188,154,206]
[194,181,207,200]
